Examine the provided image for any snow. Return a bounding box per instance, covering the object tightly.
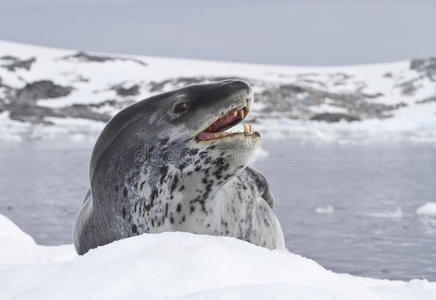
[366,208,404,219]
[315,205,335,214]
[1,214,435,300]
[1,40,436,143]
[416,203,436,217]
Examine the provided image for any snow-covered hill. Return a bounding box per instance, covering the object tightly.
[0,40,435,142]
[1,214,435,300]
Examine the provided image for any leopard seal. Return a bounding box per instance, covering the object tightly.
[73,80,285,255]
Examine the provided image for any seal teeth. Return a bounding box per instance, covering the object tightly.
[249,124,253,133]
[243,123,248,133]
[233,111,237,116]
[240,109,244,119]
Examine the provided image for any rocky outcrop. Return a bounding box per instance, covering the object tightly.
[15,80,74,105]
[8,104,110,124]
[147,76,248,93]
[416,95,436,104]
[0,74,415,126]
[310,113,360,122]
[0,44,434,128]
[4,80,110,124]
[145,76,400,121]
[61,51,147,67]
[112,84,140,97]
[411,57,436,81]
[0,55,36,71]
[252,82,401,120]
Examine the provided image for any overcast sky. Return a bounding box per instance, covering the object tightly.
[0,0,435,66]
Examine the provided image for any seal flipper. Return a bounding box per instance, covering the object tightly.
[244,166,274,209]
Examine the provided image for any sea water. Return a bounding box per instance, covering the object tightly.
[0,137,435,281]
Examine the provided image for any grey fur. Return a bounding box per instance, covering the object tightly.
[73,80,285,255]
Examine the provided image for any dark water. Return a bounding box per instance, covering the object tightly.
[1,138,435,281]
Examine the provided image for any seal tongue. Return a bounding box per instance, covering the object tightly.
[197,131,219,140]
[196,108,256,141]
[205,111,240,133]
[196,110,242,141]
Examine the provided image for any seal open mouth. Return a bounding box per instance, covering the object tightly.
[196,105,259,141]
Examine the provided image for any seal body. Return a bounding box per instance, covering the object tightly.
[73,80,285,255]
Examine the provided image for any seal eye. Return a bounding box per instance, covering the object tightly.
[174,102,189,114]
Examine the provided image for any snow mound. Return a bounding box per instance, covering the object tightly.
[416,203,436,217]
[0,215,435,300]
[0,215,75,266]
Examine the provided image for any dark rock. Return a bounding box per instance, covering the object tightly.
[8,105,56,124]
[0,55,36,71]
[65,52,113,63]
[396,77,423,96]
[62,51,147,67]
[114,84,140,97]
[310,113,361,123]
[416,95,436,104]
[8,103,110,123]
[16,80,74,105]
[4,79,111,124]
[411,57,436,81]
[148,76,249,93]
[257,83,387,120]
